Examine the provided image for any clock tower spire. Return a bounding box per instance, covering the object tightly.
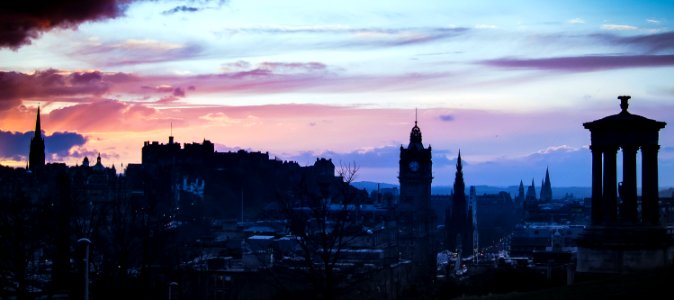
[398,116,435,281]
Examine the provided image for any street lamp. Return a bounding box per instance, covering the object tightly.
[168,282,178,300]
[77,238,92,300]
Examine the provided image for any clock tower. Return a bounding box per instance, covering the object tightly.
[398,119,434,281]
[399,120,432,211]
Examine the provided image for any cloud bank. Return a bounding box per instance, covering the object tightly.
[0,130,87,160]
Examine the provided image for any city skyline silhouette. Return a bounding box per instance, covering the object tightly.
[1,2,674,299]
[1,1,673,187]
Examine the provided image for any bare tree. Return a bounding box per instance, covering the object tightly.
[272,161,369,300]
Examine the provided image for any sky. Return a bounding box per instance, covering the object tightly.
[1,0,673,188]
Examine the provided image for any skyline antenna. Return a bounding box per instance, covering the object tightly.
[415,108,418,125]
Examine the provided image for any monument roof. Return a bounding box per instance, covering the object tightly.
[583,96,666,132]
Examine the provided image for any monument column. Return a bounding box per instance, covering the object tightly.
[641,144,660,225]
[603,146,618,224]
[590,145,604,225]
[620,145,638,223]
[578,95,670,274]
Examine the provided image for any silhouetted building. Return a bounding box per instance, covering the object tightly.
[398,119,435,280]
[524,179,537,219]
[516,180,525,206]
[445,152,473,256]
[28,107,45,172]
[540,167,552,202]
[476,191,519,246]
[578,95,674,273]
[525,179,536,204]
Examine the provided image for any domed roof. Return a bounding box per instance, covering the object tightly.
[408,121,424,149]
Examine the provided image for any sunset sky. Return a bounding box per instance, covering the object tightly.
[1,0,673,187]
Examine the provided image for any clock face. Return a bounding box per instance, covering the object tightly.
[408,161,420,172]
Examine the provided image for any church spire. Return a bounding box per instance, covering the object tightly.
[35,106,42,138]
[29,106,46,172]
[517,179,525,205]
[457,150,463,171]
[453,151,465,197]
[540,167,553,201]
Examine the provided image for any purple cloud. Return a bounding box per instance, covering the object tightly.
[173,87,186,97]
[595,31,674,53]
[221,26,469,48]
[438,114,455,122]
[482,54,674,72]
[73,41,203,67]
[0,69,113,110]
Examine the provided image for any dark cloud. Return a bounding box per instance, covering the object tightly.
[0,0,135,49]
[163,6,200,15]
[0,130,86,160]
[482,54,674,72]
[438,114,455,122]
[162,1,229,15]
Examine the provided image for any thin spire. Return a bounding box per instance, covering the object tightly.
[34,105,42,138]
[169,122,175,144]
[415,108,418,125]
[457,149,462,170]
[29,105,46,171]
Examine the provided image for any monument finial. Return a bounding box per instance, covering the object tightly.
[618,95,631,113]
[415,108,418,126]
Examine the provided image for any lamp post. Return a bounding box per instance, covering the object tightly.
[168,282,178,300]
[77,238,92,300]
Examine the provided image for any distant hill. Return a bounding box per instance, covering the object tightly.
[351,181,398,192]
[353,182,674,200]
[353,181,593,199]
